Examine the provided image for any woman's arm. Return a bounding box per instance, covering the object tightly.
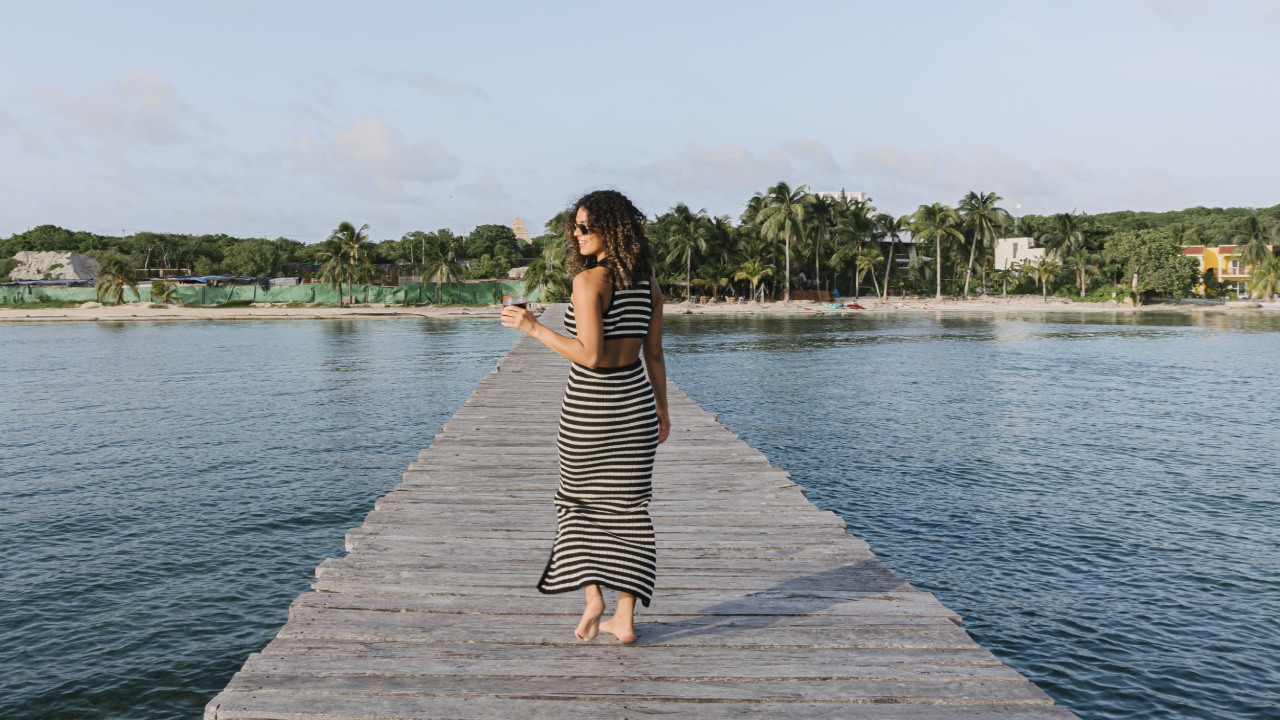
[501,268,609,368]
[643,278,670,444]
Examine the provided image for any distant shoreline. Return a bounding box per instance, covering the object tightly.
[1,296,1276,323]
[672,295,1279,317]
[0,304,502,323]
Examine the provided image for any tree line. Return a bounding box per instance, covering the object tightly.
[5,189,1279,305]
[0,223,527,285]
[613,186,1280,305]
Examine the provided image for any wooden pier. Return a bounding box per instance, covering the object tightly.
[206,307,1078,719]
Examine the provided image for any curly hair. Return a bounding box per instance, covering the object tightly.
[564,189,653,288]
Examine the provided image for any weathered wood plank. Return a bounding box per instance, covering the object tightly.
[205,306,1077,719]
[220,673,1056,705]
[237,652,1018,681]
[207,693,1080,720]
[277,609,978,648]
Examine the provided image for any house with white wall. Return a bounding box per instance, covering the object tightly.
[993,237,1046,271]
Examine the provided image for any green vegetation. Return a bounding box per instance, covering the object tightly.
[6,191,1278,306]
[150,278,180,305]
[94,257,140,305]
[1247,250,1280,301]
[1103,230,1200,305]
[910,203,963,300]
[316,222,372,306]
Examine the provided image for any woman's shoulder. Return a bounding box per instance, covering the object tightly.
[572,266,611,291]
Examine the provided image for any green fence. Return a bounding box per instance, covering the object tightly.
[0,281,540,306]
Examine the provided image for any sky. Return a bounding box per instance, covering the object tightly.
[2,0,1278,243]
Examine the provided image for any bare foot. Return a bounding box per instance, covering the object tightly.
[599,617,636,645]
[574,595,605,641]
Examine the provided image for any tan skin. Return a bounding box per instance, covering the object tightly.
[501,206,670,644]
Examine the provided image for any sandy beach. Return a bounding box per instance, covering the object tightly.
[1,296,1276,323]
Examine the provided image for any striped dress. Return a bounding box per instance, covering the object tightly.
[536,279,659,606]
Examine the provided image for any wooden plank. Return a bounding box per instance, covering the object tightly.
[245,642,1007,668]
[205,305,1077,720]
[207,693,1080,720]
[218,673,1056,705]
[277,609,979,648]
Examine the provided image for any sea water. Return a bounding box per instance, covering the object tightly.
[2,310,1278,719]
[663,310,1280,720]
[0,318,517,719]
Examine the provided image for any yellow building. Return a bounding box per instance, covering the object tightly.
[1182,245,1249,297]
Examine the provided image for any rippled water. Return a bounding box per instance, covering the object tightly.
[3,311,1278,720]
[0,319,516,720]
[662,310,1280,720]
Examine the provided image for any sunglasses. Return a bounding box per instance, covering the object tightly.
[574,222,592,235]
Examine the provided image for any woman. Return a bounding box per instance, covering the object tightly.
[500,189,670,644]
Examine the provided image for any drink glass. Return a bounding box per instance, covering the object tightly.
[502,295,528,309]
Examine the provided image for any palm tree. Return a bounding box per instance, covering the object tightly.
[1063,246,1102,298]
[707,216,738,264]
[854,246,883,298]
[910,203,964,300]
[693,262,732,301]
[421,232,464,304]
[664,204,710,300]
[317,221,372,306]
[876,213,910,301]
[990,267,1014,298]
[1247,250,1280,301]
[740,192,768,226]
[1040,212,1090,257]
[827,200,876,297]
[805,192,838,294]
[1032,256,1062,301]
[1235,214,1277,274]
[958,191,1010,297]
[755,182,811,302]
[94,256,140,305]
[524,238,569,302]
[149,278,179,305]
[544,211,570,237]
[734,257,774,303]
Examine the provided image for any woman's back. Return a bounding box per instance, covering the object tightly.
[563,278,652,368]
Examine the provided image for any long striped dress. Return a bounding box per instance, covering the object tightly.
[536,279,659,606]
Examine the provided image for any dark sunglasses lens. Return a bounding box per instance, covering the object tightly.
[576,223,590,234]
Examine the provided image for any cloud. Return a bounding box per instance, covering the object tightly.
[285,73,340,124]
[359,67,490,102]
[851,143,1205,215]
[1104,172,1192,213]
[627,140,841,202]
[291,133,331,173]
[292,119,461,202]
[1136,0,1208,25]
[34,70,192,145]
[1249,1,1280,31]
[455,173,511,204]
[852,144,1079,214]
[203,0,256,18]
[0,108,51,155]
[449,174,516,231]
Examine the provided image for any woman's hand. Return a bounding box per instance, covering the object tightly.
[656,407,671,444]
[500,305,541,335]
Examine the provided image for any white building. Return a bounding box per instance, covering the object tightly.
[993,237,1046,271]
